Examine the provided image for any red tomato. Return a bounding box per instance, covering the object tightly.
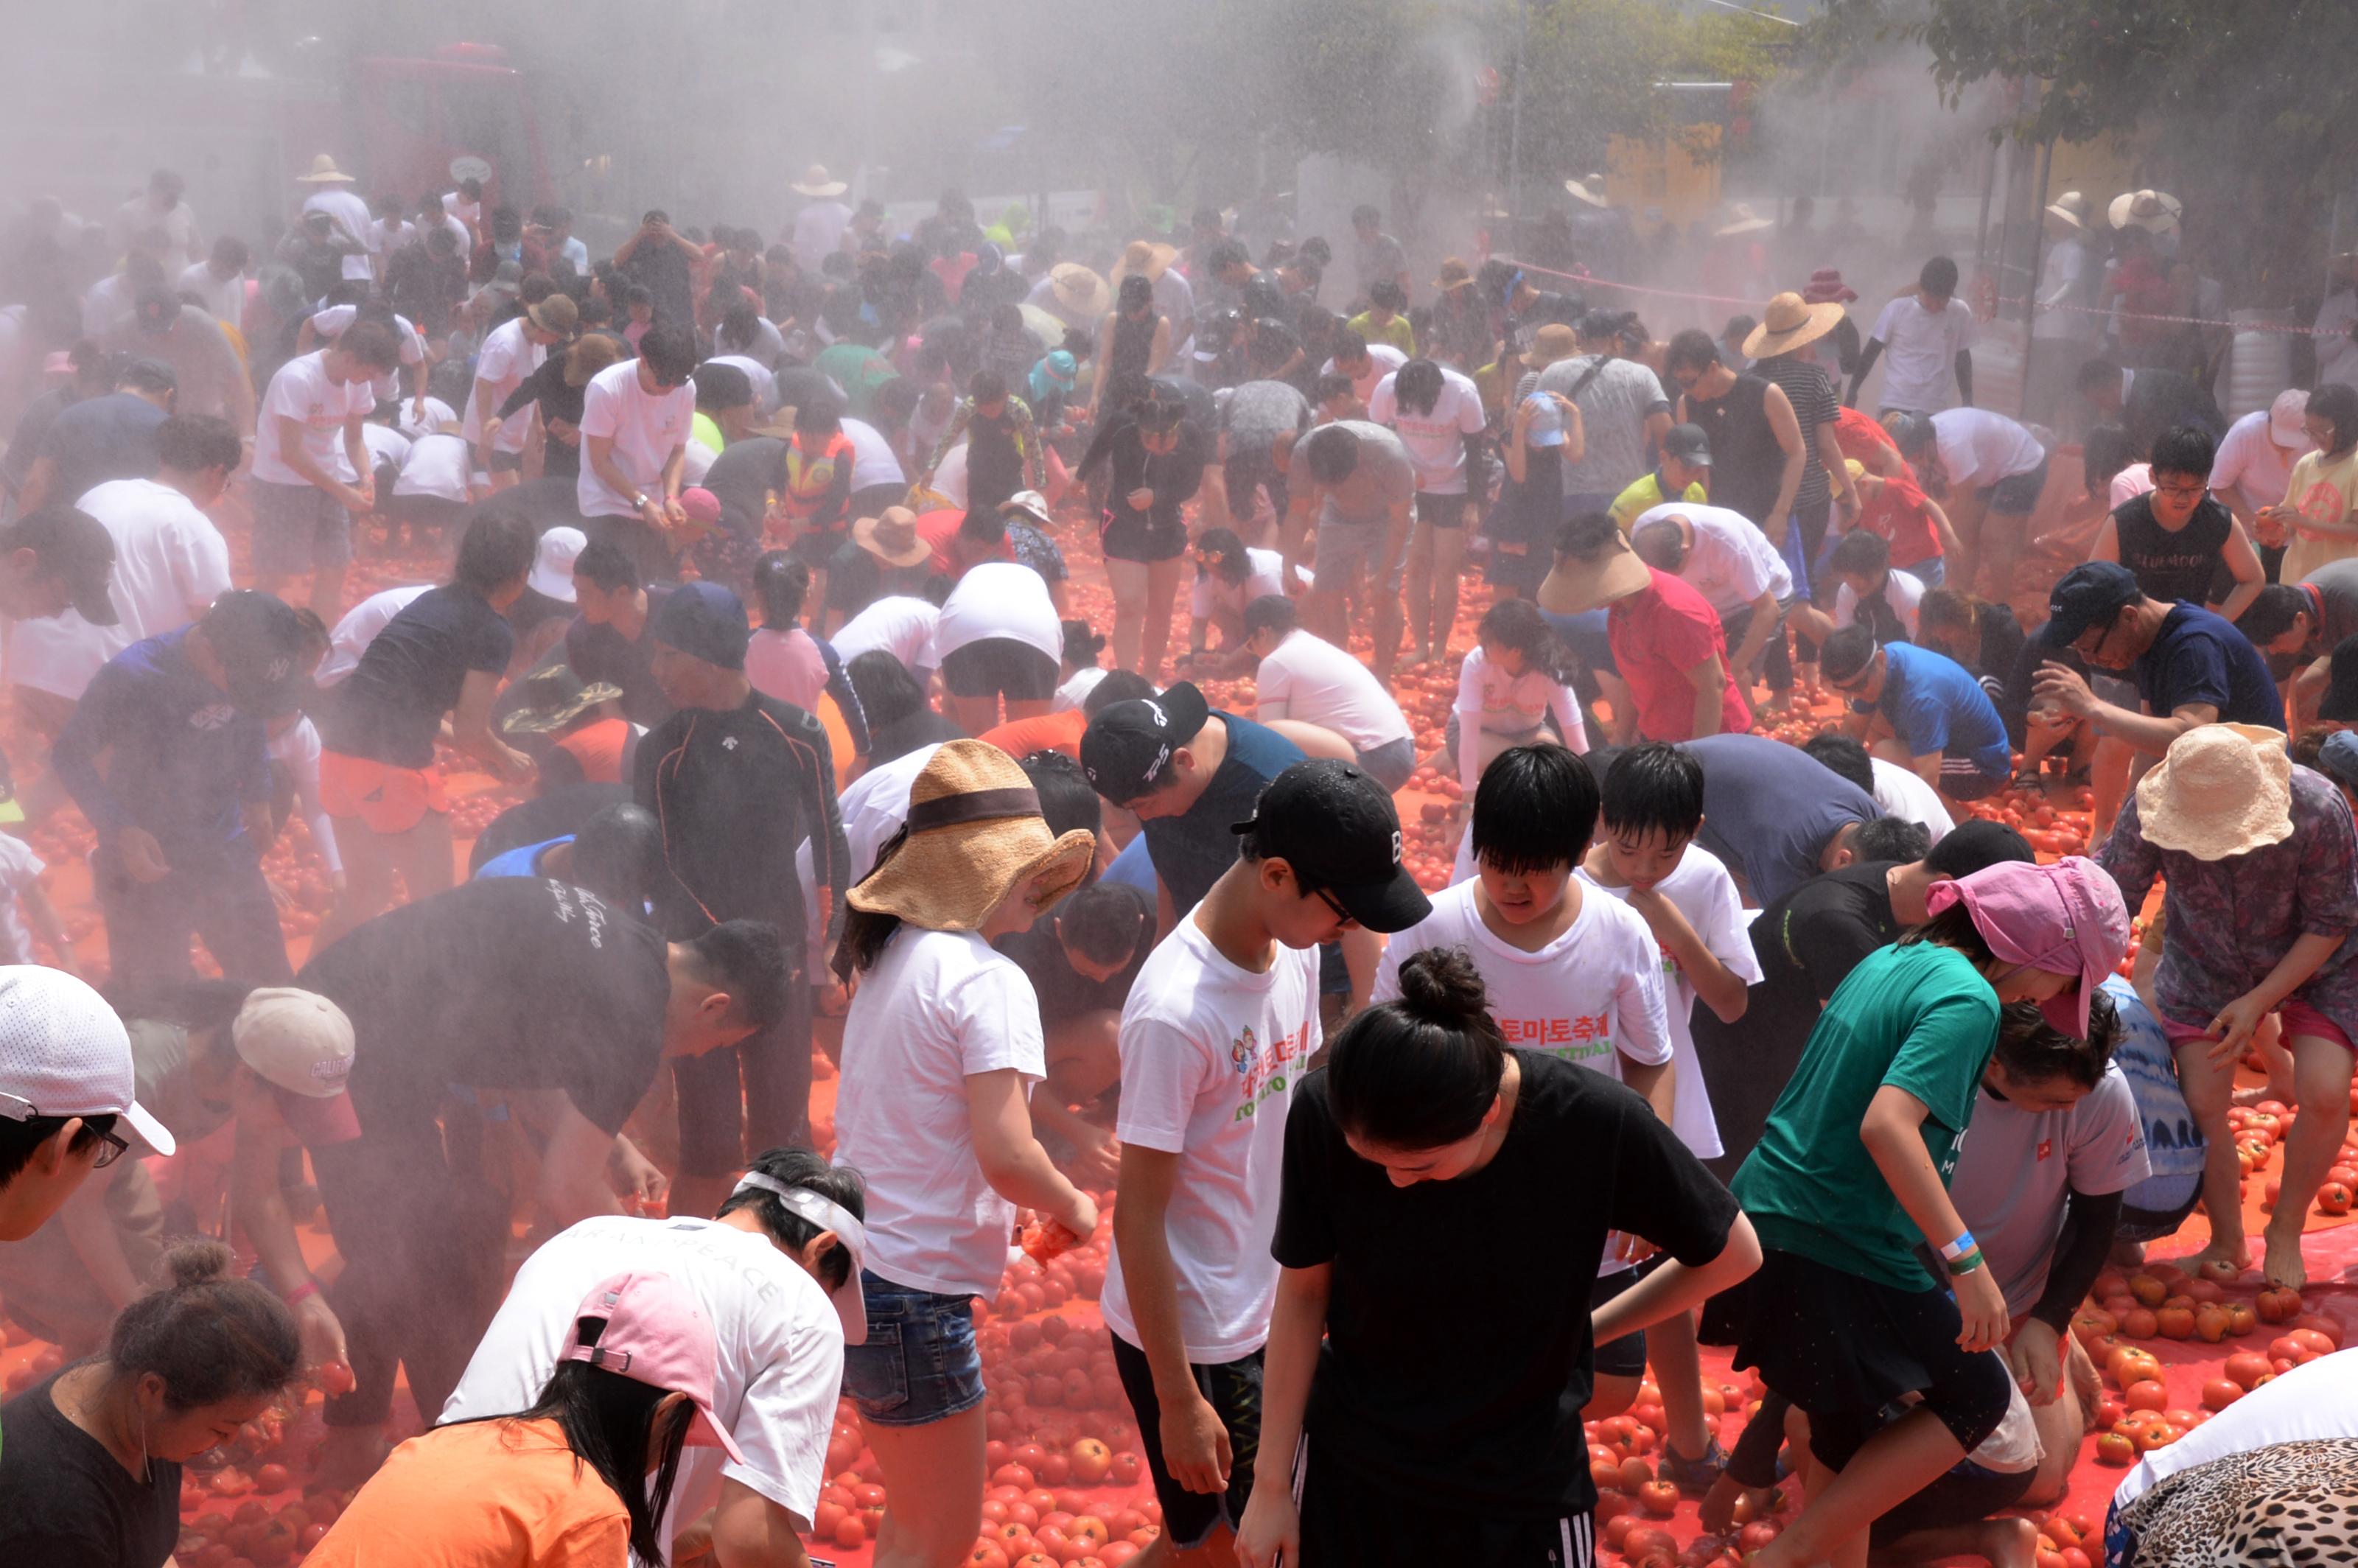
[2318,1181,2355,1215]
[2256,1286,2303,1322]
[2095,1432,2136,1465]
[1617,1455,1654,1493]
[993,1464,1036,1493]
[1738,1522,1782,1552]
[2123,1379,2168,1413]
[2201,1378,2242,1411]
[253,1463,290,1494]
[1109,1452,1142,1486]
[833,1513,867,1549]
[2225,1351,2273,1390]
[1068,1438,1112,1485]
[970,1544,1012,1568]
[1637,1480,1680,1517]
[316,1360,356,1397]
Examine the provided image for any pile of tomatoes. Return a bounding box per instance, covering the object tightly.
[2236,1099,2358,1211]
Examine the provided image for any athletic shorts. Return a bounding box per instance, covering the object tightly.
[249,479,352,578]
[1295,1433,1596,1567]
[1354,735,1416,794]
[1590,1254,1665,1379]
[1982,453,2051,517]
[1938,758,2009,802]
[841,1272,984,1427]
[319,749,448,835]
[486,448,526,475]
[1102,508,1188,563]
[1416,491,1472,531]
[940,637,1060,703]
[1110,1334,1262,1549]
[1314,517,1406,598]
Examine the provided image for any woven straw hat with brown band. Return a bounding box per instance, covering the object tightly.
[850,741,1097,931]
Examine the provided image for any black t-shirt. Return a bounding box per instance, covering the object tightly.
[998,884,1153,1024]
[773,365,847,419]
[321,586,515,768]
[467,782,630,872]
[298,877,671,1135]
[824,538,941,621]
[0,1371,181,1568]
[564,588,674,727]
[701,435,790,540]
[634,690,847,950]
[1140,714,1304,917]
[1272,1053,1739,1516]
[623,241,694,333]
[1694,861,1900,1180]
[2111,493,2232,606]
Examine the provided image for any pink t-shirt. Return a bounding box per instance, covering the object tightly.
[745,626,829,713]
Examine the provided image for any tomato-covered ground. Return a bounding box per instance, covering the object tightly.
[4,468,2356,1567]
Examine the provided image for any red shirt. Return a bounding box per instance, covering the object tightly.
[1832,405,1900,470]
[915,508,1013,576]
[1608,567,1752,742]
[1857,472,1944,570]
[981,708,1088,761]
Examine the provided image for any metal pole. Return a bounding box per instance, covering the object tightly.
[1507,0,1529,218]
[2019,136,2054,419]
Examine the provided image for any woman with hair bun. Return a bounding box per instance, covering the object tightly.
[0,1239,302,1567]
[1236,948,1761,1568]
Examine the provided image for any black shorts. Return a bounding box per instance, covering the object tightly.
[1110,1334,1262,1549]
[486,447,526,475]
[940,637,1060,701]
[1589,1254,1665,1379]
[1295,1434,1596,1567]
[1983,452,2051,517]
[788,528,845,570]
[1416,491,1472,531]
[1102,508,1189,563]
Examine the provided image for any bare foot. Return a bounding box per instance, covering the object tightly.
[2263,1225,2310,1292]
[1980,1515,2040,1568]
[2187,1237,2250,1280]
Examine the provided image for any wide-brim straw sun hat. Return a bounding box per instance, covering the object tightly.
[2133,723,2294,861]
[1743,290,1846,359]
[850,741,1096,929]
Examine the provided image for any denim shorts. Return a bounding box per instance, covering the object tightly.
[840,1271,986,1427]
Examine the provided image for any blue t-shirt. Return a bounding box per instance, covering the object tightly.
[2101,976,2205,1222]
[1102,833,1156,895]
[475,836,570,879]
[1139,713,1306,916]
[1855,641,2012,780]
[2131,602,2284,729]
[1687,733,1879,907]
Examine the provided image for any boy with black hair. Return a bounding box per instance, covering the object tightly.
[1816,525,1926,644]
[1109,760,1427,1567]
[1002,876,1155,1189]
[1825,623,2014,805]
[1577,741,1759,1491]
[1850,255,1976,416]
[1802,728,1955,844]
[564,536,675,727]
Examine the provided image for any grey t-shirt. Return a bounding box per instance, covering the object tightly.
[102,307,248,426]
[1287,419,1415,528]
[1537,354,1671,499]
[1684,732,1878,907]
[1222,379,1313,455]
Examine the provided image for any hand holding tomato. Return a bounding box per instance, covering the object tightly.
[2006,1318,2064,1406]
[2205,991,2272,1065]
[1955,1263,2009,1354]
[1236,1483,1298,1568]
[1159,1384,1232,1496]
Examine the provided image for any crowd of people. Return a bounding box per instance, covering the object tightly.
[0,156,2352,1568]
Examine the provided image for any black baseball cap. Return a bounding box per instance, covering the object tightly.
[1081,681,1210,806]
[1232,759,1431,933]
[1662,422,1712,466]
[0,505,117,626]
[649,580,750,671]
[2039,560,2141,648]
[200,590,304,713]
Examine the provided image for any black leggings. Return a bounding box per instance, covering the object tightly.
[1791,492,1834,667]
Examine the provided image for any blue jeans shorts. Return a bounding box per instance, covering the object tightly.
[841,1271,986,1427]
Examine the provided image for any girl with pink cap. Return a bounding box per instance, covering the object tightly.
[1700,855,2129,1568]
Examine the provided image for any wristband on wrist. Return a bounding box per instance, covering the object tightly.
[1947,1250,1986,1278]
[283,1278,321,1307]
[1939,1230,1977,1262]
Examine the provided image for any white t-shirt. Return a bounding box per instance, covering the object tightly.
[312,304,425,402]
[1053,667,1108,715]
[1576,846,1759,1159]
[1374,879,1671,1078]
[1367,365,1486,494]
[1869,293,1979,413]
[2032,238,2090,342]
[791,199,854,276]
[1946,1061,2149,1318]
[1454,645,1587,792]
[830,595,940,676]
[440,1214,843,1536]
[315,584,433,686]
[253,350,371,487]
[177,261,245,328]
[441,191,481,231]
[301,188,377,280]
[2211,407,2311,518]
[11,477,234,702]
[1320,342,1407,406]
[841,418,906,493]
[398,396,458,441]
[1101,917,1320,1362]
[1869,755,1954,844]
[2109,463,2155,511]
[1931,408,2046,491]
[2112,1349,2358,1512]
[834,927,1049,1297]
[836,742,940,881]
[704,353,779,415]
[1832,567,1927,640]
[358,422,411,472]
[461,318,546,452]
[1253,629,1411,753]
[267,714,340,875]
[394,433,475,503]
[1189,547,1289,621]
[0,833,46,965]
[1631,502,1793,611]
[578,360,697,520]
[937,561,1062,664]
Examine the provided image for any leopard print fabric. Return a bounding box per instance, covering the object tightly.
[2110,1438,2358,1567]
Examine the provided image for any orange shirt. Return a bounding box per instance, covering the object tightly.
[305,1417,629,1567]
[554,717,631,784]
[981,707,1087,761]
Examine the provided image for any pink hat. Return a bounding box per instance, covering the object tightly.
[679,487,722,527]
[563,1270,744,1463]
[1925,855,2130,1038]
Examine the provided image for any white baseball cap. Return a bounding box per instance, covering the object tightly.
[2270,389,2312,450]
[0,967,172,1155]
[530,526,588,603]
[232,987,354,1099]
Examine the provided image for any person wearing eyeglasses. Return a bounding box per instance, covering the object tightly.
[1822,626,2015,808]
[0,967,172,1246]
[578,323,702,583]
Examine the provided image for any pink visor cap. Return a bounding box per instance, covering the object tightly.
[1924,855,2130,1038]
[563,1270,745,1463]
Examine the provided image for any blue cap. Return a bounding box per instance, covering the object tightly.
[649,581,750,671]
[1523,391,1564,448]
[2039,560,2141,648]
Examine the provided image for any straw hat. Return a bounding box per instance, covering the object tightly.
[295,154,356,185]
[791,164,848,198]
[1112,239,1177,286]
[2108,189,2183,235]
[1527,322,1579,371]
[1564,173,1610,209]
[501,668,626,737]
[851,505,933,570]
[1536,519,1652,616]
[1433,256,1475,292]
[2133,724,2294,861]
[849,741,1096,930]
[2045,191,2090,231]
[1743,291,1846,359]
[1048,262,1110,319]
[1715,203,1774,237]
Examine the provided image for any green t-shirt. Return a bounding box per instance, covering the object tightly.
[1346,309,1417,358]
[1609,472,1709,532]
[1733,942,2000,1289]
